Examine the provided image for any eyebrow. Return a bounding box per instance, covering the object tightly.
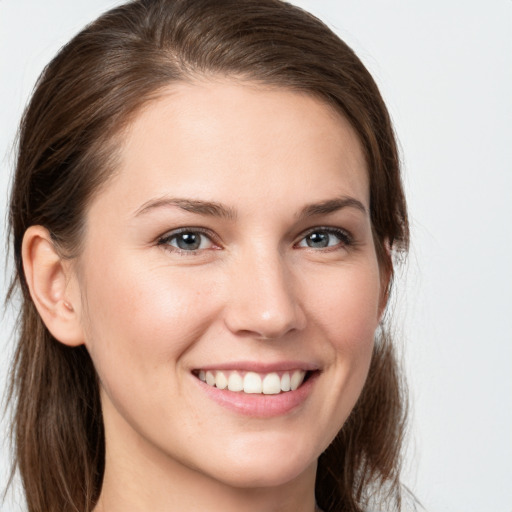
[296,196,367,220]
[133,195,366,220]
[134,197,237,220]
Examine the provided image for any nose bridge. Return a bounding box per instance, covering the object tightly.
[224,244,305,339]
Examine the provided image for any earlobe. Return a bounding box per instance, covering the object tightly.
[22,225,84,347]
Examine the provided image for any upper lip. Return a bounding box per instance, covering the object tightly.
[192,361,321,373]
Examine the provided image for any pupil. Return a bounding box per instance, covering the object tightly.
[307,232,328,248]
[177,232,200,250]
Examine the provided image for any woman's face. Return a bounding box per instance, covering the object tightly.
[75,80,385,489]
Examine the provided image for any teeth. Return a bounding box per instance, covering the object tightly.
[215,371,228,390]
[243,372,262,393]
[290,371,304,391]
[262,373,281,395]
[227,372,243,392]
[280,372,291,392]
[205,371,215,386]
[199,369,307,394]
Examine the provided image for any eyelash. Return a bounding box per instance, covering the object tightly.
[295,227,354,251]
[156,226,354,254]
[157,227,219,255]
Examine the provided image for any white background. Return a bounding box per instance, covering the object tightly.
[1,1,511,511]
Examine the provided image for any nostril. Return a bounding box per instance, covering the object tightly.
[224,304,306,340]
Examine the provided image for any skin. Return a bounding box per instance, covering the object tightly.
[24,80,387,512]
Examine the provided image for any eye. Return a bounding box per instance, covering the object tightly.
[296,228,352,249]
[158,229,217,252]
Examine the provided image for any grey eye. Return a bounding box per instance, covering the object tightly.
[174,232,202,250]
[297,229,351,249]
[160,230,215,251]
[304,232,330,248]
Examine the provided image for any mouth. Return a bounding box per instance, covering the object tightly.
[194,369,311,395]
[191,363,320,417]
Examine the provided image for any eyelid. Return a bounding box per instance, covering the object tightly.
[294,226,354,249]
[157,227,222,251]
[155,225,354,253]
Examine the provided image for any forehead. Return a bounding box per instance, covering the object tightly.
[90,80,369,217]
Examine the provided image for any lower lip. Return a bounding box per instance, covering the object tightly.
[194,372,318,418]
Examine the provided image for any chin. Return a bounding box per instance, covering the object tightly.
[212,458,316,490]
[193,434,320,489]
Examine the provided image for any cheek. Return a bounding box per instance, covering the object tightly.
[78,250,217,394]
[301,260,381,423]
[306,261,382,351]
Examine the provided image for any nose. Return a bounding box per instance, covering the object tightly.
[223,251,306,340]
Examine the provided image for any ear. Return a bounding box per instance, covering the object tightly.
[377,239,393,321]
[22,225,84,347]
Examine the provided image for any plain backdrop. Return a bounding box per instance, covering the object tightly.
[1,1,511,511]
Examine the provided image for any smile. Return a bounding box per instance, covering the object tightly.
[192,365,319,417]
[196,370,307,395]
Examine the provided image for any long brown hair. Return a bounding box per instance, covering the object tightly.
[6,1,409,511]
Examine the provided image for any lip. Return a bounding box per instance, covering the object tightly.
[192,365,320,418]
[194,360,320,373]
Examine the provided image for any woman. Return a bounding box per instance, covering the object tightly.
[6,1,410,511]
